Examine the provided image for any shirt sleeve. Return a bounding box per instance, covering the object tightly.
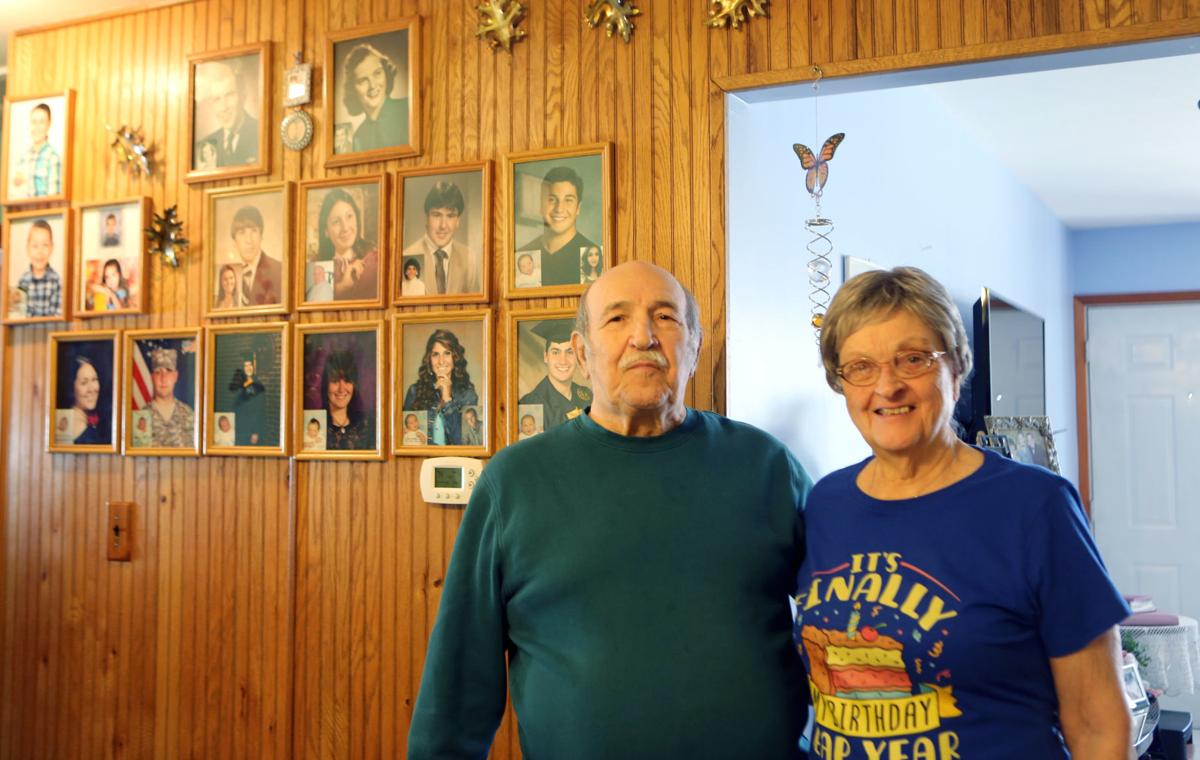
[408,475,510,759]
[1029,480,1131,658]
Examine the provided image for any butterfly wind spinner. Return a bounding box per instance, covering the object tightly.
[793,132,844,197]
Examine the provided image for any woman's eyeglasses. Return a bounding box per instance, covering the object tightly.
[836,350,947,387]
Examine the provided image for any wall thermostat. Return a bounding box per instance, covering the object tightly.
[419,457,484,505]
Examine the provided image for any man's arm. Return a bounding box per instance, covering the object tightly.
[408,477,510,759]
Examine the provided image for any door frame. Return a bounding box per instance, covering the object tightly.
[1073,291,1200,513]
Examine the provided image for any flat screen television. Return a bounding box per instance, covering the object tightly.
[967,288,1045,438]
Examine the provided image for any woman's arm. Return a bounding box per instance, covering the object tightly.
[1050,626,1133,760]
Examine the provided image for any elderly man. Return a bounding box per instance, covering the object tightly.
[196,60,258,167]
[148,348,195,447]
[409,261,811,758]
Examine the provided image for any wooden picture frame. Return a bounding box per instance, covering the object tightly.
[3,207,72,324]
[123,328,202,456]
[203,322,290,457]
[392,309,492,457]
[325,17,421,168]
[394,161,492,306]
[297,175,389,311]
[295,320,386,460]
[507,308,592,443]
[205,181,293,318]
[48,330,120,454]
[984,415,1061,474]
[186,42,270,183]
[1,90,74,206]
[74,197,150,318]
[503,142,613,300]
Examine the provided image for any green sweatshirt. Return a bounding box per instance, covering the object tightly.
[409,409,812,759]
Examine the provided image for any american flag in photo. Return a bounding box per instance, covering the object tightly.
[130,343,153,410]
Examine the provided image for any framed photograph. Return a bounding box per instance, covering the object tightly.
[1,90,74,206]
[74,197,150,317]
[298,175,388,310]
[325,18,421,168]
[984,415,1060,474]
[395,161,491,306]
[507,309,592,443]
[295,321,385,460]
[48,330,119,454]
[186,43,270,183]
[392,310,491,457]
[204,322,289,456]
[504,142,613,299]
[123,328,201,456]
[205,182,293,317]
[3,207,71,324]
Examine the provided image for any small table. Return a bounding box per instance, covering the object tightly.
[1121,615,1200,697]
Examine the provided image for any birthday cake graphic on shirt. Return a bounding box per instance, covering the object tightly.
[802,624,913,700]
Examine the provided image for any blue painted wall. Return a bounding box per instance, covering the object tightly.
[727,86,1080,483]
[1071,222,1200,295]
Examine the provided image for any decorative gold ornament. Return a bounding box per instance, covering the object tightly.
[107,124,154,178]
[704,0,769,29]
[585,0,641,43]
[145,206,189,268]
[477,0,527,53]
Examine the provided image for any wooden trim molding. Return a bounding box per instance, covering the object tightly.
[1073,291,1200,513]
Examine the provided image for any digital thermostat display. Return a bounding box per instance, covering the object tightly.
[419,457,484,505]
[434,467,463,489]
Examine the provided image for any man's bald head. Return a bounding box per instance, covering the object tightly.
[574,261,702,353]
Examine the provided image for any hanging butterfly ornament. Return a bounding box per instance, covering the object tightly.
[793,67,845,343]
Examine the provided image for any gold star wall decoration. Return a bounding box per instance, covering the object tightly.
[585,0,642,43]
[705,0,769,29]
[476,0,527,53]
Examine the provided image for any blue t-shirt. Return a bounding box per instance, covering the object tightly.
[794,448,1129,759]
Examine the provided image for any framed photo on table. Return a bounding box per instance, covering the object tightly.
[984,415,1060,474]
[297,175,388,311]
[392,310,491,457]
[504,142,612,299]
[186,43,270,183]
[123,328,202,456]
[204,322,289,457]
[295,320,386,460]
[395,161,491,306]
[507,308,592,443]
[48,330,119,454]
[3,207,71,324]
[205,182,293,317]
[325,18,421,168]
[75,197,149,317]
[1,90,74,206]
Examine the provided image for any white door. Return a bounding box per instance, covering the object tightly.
[1087,300,1200,720]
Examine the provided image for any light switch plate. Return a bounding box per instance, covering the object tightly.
[107,501,134,562]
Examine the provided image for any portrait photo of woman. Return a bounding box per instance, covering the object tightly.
[300,178,384,309]
[394,310,490,456]
[297,322,383,459]
[326,19,419,166]
[213,263,240,309]
[50,331,118,452]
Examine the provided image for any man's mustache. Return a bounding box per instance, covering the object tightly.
[619,351,668,370]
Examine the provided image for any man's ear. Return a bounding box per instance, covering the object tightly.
[571,331,591,380]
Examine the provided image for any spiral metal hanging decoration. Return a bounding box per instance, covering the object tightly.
[792,66,845,343]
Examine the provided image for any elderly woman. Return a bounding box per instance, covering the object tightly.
[402,329,478,446]
[316,188,378,301]
[322,349,374,450]
[795,267,1131,759]
[341,42,408,152]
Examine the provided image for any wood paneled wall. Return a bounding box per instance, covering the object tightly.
[3,1,1197,757]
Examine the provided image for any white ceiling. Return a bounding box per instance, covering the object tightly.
[926,51,1200,229]
[0,0,147,74]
